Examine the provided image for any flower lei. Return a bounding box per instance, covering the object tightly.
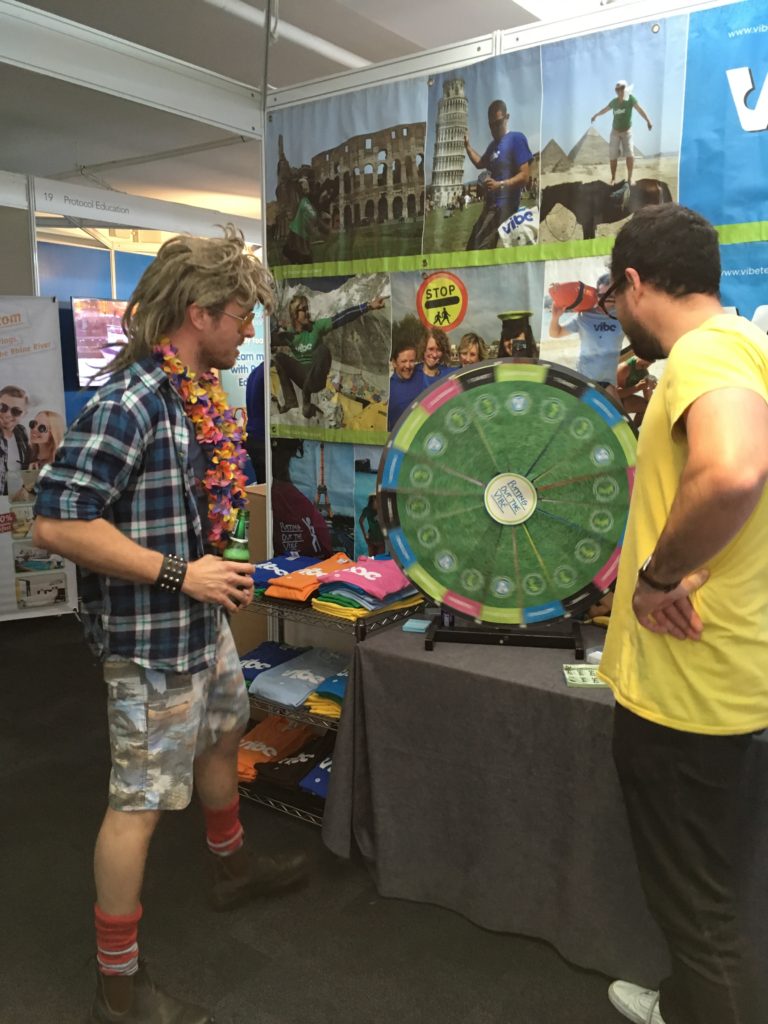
[155,343,248,550]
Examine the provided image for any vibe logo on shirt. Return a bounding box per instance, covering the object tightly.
[283,670,325,685]
[279,751,316,766]
[345,566,382,581]
[257,562,289,577]
[300,566,328,578]
[240,741,278,756]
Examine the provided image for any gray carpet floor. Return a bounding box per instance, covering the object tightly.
[1,614,627,1024]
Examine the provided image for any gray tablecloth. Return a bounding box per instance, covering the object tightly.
[322,626,768,985]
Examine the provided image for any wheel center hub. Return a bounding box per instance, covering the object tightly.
[484,472,537,526]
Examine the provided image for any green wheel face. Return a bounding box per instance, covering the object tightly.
[378,360,637,625]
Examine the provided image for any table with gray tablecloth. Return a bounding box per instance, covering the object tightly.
[322,626,768,985]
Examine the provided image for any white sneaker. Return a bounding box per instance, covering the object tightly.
[608,980,666,1024]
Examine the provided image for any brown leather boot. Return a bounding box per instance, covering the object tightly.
[90,962,214,1023]
[209,844,309,911]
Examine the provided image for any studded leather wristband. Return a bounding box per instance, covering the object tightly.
[156,553,187,593]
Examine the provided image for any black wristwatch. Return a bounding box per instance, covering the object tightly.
[638,555,681,593]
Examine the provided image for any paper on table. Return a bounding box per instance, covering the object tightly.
[562,664,608,688]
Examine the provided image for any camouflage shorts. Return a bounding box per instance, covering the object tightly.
[103,619,249,812]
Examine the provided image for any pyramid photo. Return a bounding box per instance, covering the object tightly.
[566,126,645,165]
[540,139,571,173]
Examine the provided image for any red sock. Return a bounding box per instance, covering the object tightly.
[94,902,142,976]
[203,796,244,857]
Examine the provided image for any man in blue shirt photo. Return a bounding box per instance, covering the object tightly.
[463,99,533,251]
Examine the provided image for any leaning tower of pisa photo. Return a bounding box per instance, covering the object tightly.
[430,78,469,208]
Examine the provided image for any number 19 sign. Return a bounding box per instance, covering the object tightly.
[417,271,468,332]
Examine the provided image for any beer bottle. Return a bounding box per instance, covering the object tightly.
[223,508,250,561]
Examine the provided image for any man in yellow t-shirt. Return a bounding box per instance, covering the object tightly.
[596,205,768,1024]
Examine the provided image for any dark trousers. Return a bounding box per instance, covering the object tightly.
[613,704,762,1024]
[282,231,312,264]
[466,206,504,250]
[274,346,332,413]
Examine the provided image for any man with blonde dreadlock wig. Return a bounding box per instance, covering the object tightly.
[33,226,308,1023]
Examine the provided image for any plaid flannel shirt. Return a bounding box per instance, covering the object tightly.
[34,357,218,673]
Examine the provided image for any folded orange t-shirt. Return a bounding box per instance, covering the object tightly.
[237,715,316,782]
[265,552,353,602]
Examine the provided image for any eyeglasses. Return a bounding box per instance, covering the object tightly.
[0,402,24,417]
[29,420,48,434]
[222,310,255,332]
[597,279,619,316]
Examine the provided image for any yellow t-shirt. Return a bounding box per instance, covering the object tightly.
[598,315,768,734]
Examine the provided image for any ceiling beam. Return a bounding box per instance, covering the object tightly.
[269,34,496,109]
[48,137,252,182]
[201,0,372,70]
[0,0,263,137]
[268,0,731,109]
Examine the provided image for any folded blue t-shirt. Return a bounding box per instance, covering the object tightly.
[299,755,333,799]
[240,640,306,689]
[252,554,321,586]
[248,648,348,707]
[315,670,349,704]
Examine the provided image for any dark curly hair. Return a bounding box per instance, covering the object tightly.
[610,204,720,300]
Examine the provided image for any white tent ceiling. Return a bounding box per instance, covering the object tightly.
[1,0,547,235]
[0,0,722,238]
[15,0,542,86]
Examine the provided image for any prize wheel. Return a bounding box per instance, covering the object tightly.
[378,360,637,625]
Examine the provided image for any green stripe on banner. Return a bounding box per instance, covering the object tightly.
[270,223,768,281]
[716,222,768,245]
[421,238,615,267]
[271,238,616,279]
[272,255,433,279]
[270,425,388,445]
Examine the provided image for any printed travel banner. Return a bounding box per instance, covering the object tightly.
[266,80,427,273]
[680,0,768,229]
[0,296,78,622]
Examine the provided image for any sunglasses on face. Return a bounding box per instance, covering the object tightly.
[29,420,48,434]
[222,310,256,332]
[0,402,24,417]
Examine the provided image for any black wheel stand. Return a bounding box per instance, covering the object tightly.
[424,609,585,659]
